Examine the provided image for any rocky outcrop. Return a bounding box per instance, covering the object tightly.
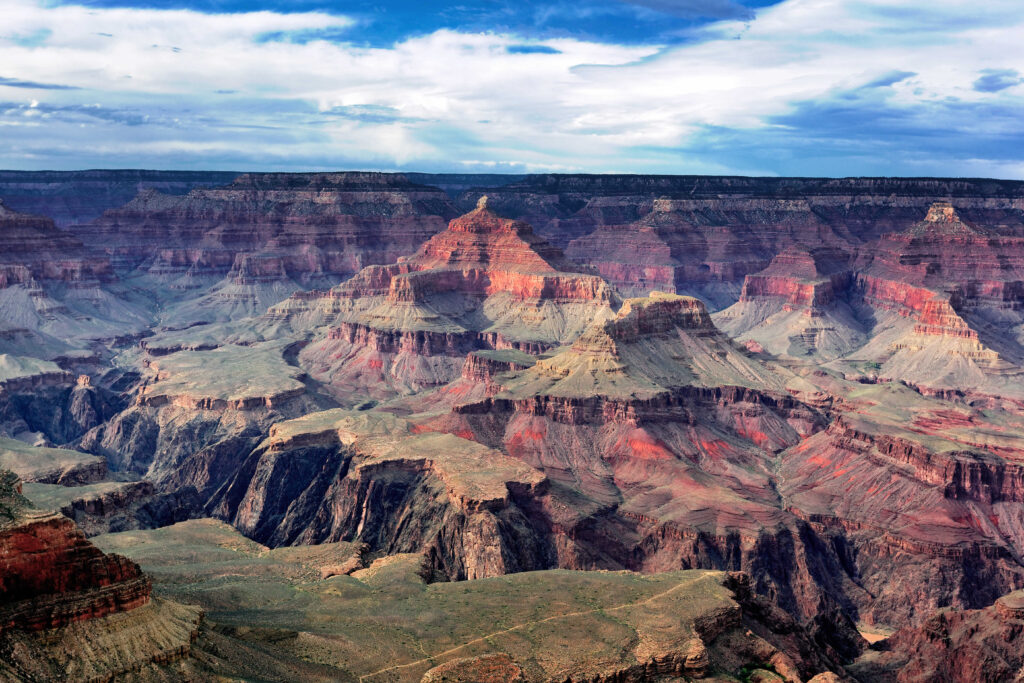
[714,247,860,360]
[291,199,618,399]
[77,341,329,504]
[0,199,111,282]
[0,471,150,633]
[778,402,1024,627]
[28,480,201,537]
[851,589,1024,682]
[0,360,123,445]
[456,177,1024,311]
[211,410,551,581]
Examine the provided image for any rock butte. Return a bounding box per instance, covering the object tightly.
[3,173,1024,680]
[289,198,618,400]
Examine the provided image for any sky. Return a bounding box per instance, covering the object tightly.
[1,0,1023,177]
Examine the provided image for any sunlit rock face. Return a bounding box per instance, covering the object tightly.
[290,199,619,399]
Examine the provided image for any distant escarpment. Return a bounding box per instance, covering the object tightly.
[0,169,238,226]
[455,176,1024,311]
[467,174,1024,247]
[73,172,459,325]
[0,202,150,354]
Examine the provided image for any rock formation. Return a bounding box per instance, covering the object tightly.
[73,172,458,325]
[471,174,1024,249]
[0,469,203,681]
[78,340,328,498]
[851,589,1024,682]
[0,169,238,226]
[715,247,861,359]
[212,409,549,580]
[6,173,1024,681]
[290,199,618,399]
[0,202,148,354]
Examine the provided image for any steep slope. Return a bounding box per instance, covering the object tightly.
[567,198,851,307]
[0,469,203,681]
[211,409,549,580]
[714,247,863,359]
[778,375,1024,627]
[74,172,458,326]
[851,589,1024,682]
[403,293,876,648]
[844,202,1024,399]
[79,340,328,499]
[0,201,149,353]
[290,197,619,399]
[0,355,122,445]
[714,203,1024,398]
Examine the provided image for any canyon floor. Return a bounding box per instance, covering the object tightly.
[3,172,1024,681]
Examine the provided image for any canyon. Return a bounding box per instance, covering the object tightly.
[2,171,1024,681]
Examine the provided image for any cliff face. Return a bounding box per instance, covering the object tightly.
[713,203,1024,399]
[7,172,1024,681]
[461,177,1024,313]
[73,172,458,326]
[0,470,149,633]
[0,470,205,681]
[210,410,551,581]
[851,589,1024,682]
[78,341,329,498]
[290,199,618,399]
[0,169,239,226]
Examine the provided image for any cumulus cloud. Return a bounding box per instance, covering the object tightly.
[0,0,1022,176]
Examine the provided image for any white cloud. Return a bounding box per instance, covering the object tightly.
[0,0,1022,175]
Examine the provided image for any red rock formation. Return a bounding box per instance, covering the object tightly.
[851,589,1024,682]
[293,198,617,398]
[0,471,150,633]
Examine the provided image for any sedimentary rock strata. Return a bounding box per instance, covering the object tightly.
[0,470,150,633]
[73,172,458,325]
[291,198,618,399]
[212,410,549,580]
[7,173,1024,680]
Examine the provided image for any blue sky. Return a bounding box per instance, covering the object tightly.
[1,0,1023,177]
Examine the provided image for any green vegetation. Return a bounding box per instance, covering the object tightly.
[94,520,739,682]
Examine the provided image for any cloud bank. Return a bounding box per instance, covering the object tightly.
[0,0,1022,177]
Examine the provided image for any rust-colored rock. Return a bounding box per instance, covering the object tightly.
[0,471,150,633]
